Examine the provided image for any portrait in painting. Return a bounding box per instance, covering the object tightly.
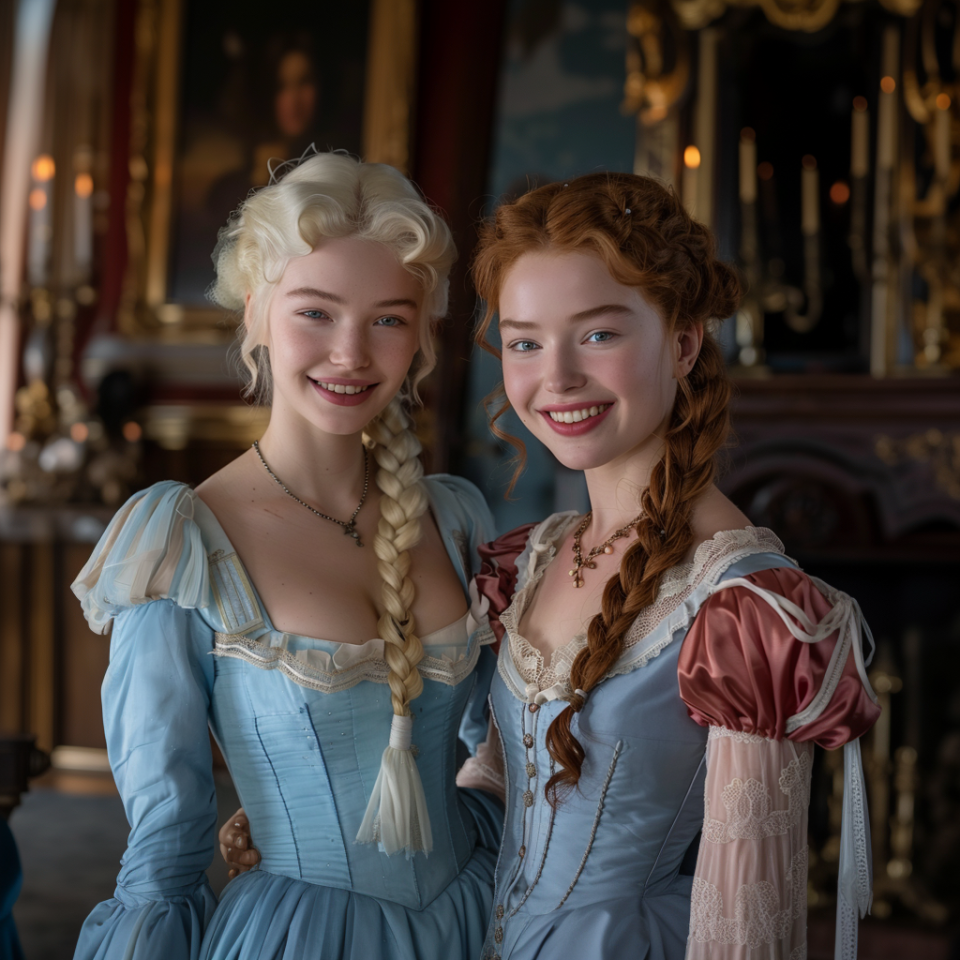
[166,1,370,306]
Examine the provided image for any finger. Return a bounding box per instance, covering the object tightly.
[238,849,260,865]
[227,868,238,880]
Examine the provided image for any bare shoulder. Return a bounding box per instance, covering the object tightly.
[194,451,260,521]
[685,486,753,561]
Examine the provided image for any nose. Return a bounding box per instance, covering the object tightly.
[543,343,586,396]
[328,321,370,372]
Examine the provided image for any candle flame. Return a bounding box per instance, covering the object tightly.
[683,145,701,169]
[740,127,756,144]
[829,181,851,204]
[32,155,55,181]
[936,93,951,111]
[29,188,47,211]
[880,76,896,95]
[123,421,143,442]
[853,96,868,112]
[757,162,774,181]
[802,155,817,171]
[75,173,94,198]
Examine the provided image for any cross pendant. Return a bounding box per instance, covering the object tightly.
[344,523,363,547]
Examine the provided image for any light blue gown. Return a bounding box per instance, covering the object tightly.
[479,515,877,960]
[71,476,503,960]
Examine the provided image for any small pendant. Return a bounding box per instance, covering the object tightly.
[344,524,363,547]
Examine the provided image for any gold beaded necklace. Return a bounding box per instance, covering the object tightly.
[568,512,643,588]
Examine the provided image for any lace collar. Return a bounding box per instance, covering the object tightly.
[498,514,786,696]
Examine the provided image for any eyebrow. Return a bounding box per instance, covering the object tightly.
[285,287,419,310]
[499,303,633,329]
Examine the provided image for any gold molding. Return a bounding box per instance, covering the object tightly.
[123,0,418,337]
[671,0,921,33]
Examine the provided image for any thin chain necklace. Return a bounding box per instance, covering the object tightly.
[568,511,643,588]
[252,440,370,547]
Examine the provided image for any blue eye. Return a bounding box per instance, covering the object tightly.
[510,340,539,352]
[376,316,404,327]
[587,331,615,343]
[301,309,330,320]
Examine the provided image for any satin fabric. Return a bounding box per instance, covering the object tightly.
[678,567,881,747]
[72,475,503,960]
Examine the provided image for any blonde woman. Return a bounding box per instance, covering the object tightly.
[71,153,502,960]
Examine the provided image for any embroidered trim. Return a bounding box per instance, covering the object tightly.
[210,552,264,634]
[704,747,812,844]
[213,630,482,693]
[689,847,807,948]
[497,517,786,700]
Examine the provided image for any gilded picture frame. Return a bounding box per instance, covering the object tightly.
[121,0,417,338]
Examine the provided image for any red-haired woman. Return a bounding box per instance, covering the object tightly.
[457,173,879,960]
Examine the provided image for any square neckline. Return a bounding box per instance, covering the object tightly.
[191,486,469,650]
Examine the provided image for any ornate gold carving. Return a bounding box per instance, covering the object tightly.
[875,429,960,499]
[623,0,690,125]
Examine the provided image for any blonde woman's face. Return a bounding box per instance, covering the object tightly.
[263,237,423,436]
[498,250,700,473]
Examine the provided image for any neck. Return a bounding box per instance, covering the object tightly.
[582,433,663,540]
[255,401,368,511]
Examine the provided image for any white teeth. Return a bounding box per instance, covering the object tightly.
[318,381,370,395]
[548,404,608,423]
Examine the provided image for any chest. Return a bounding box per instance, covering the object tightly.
[216,493,468,644]
[517,546,621,659]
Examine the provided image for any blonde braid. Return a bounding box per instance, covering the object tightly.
[365,396,428,717]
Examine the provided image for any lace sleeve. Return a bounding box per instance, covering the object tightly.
[456,714,505,802]
[687,726,812,960]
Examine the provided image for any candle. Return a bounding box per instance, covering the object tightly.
[935,93,951,181]
[27,154,54,287]
[739,128,757,204]
[74,170,93,279]
[683,145,700,219]
[877,28,899,171]
[694,29,718,227]
[801,155,819,235]
[851,97,869,178]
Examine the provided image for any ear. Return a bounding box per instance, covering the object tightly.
[674,322,703,378]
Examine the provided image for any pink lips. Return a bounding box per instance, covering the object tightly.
[309,378,378,407]
[539,403,614,436]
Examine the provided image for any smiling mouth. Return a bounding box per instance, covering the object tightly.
[546,404,610,424]
[312,380,374,395]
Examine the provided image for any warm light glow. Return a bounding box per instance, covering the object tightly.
[683,145,701,169]
[6,432,26,451]
[757,161,774,181]
[32,155,55,181]
[853,96,868,112]
[122,421,142,442]
[70,422,89,442]
[937,93,951,111]
[740,127,756,144]
[75,173,93,198]
[880,76,896,94]
[830,181,851,204]
[802,154,817,171]
[29,188,47,211]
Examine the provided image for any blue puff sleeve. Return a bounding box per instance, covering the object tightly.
[71,484,219,959]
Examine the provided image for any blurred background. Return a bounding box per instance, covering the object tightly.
[0,0,959,957]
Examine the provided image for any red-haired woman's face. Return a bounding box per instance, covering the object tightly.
[498,250,699,474]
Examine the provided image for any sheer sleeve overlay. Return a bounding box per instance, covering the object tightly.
[679,567,880,960]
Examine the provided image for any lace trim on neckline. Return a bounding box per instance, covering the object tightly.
[498,517,786,696]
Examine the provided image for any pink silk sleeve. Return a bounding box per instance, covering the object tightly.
[473,524,535,653]
[678,567,880,748]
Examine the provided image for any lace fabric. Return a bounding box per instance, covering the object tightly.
[687,726,812,958]
[497,515,785,695]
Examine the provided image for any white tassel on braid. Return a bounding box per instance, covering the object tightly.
[356,397,433,856]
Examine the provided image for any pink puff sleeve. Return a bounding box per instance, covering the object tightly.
[472,523,536,653]
[678,567,880,960]
[678,567,880,746]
